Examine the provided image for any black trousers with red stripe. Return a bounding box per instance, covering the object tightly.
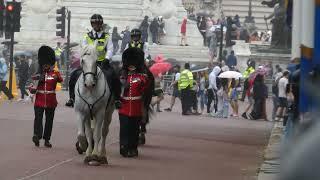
[33,106,55,141]
[119,115,141,151]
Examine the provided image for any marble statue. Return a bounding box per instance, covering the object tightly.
[262,0,291,49]
[149,0,177,19]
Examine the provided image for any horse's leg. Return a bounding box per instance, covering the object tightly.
[76,112,87,151]
[92,108,104,157]
[84,118,93,163]
[99,106,114,164]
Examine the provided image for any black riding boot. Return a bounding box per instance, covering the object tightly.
[102,61,121,108]
[66,68,82,107]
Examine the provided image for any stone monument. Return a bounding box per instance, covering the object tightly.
[262,0,291,49]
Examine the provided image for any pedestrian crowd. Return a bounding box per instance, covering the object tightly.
[158,59,292,124]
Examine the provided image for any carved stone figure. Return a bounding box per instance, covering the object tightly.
[262,0,291,48]
[149,0,177,19]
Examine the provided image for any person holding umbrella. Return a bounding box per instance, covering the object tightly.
[149,55,171,112]
[164,65,181,112]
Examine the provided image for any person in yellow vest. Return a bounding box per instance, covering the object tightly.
[54,42,63,59]
[240,59,256,101]
[54,42,63,68]
[178,63,194,115]
[125,29,149,60]
[66,14,121,108]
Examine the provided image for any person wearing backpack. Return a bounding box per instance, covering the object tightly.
[207,66,221,113]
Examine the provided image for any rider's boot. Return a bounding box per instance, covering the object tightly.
[65,99,74,107]
[65,68,82,107]
[138,132,146,145]
[102,60,122,109]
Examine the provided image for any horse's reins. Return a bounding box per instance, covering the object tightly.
[77,67,106,120]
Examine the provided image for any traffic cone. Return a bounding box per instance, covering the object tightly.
[54,62,62,91]
[4,67,18,100]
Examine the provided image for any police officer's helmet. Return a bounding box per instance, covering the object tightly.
[90,14,103,25]
[131,29,142,37]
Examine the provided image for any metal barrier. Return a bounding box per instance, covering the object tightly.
[162,74,175,95]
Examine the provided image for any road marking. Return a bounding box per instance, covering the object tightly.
[16,140,119,180]
[16,158,73,180]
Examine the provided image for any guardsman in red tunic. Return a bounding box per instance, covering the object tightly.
[119,48,149,157]
[29,46,63,148]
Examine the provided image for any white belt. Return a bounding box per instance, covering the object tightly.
[122,96,142,100]
[37,90,56,94]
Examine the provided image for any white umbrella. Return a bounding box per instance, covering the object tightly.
[218,71,243,79]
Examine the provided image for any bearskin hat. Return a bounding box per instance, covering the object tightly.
[122,48,145,72]
[38,46,56,67]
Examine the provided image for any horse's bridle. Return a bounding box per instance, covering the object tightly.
[81,54,99,83]
[83,71,98,82]
[78,53,107,120]
[77,65,106,121]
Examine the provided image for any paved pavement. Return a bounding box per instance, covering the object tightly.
[0,92,273,180]
[258,122,282,180]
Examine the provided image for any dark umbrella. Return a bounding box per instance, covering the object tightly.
[14,51,33,58]
[190,64,206,71]
[166,58,180,66]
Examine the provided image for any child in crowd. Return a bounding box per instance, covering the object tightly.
[222,79,230,118]
[229,79,239,117]
[214,79,229,118]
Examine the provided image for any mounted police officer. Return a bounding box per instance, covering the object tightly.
[125,28,149,60]
[66,14,121,108]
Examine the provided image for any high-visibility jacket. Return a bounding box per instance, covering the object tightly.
[129,41,144,49]
[84,32,110,62]
[178,69,193,90]
[243,67,255,79]
[55,47,63,58]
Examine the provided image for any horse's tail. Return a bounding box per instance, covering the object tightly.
[143,68,155,124]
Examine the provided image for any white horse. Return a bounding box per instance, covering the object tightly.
[74,43,114,165]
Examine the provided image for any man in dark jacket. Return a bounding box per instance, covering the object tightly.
[17,56,30,101]
[226,50,237,69]
[150,18,159,44]
[247,74,268,120]
[120,26,131,53]
[139,16,149,43]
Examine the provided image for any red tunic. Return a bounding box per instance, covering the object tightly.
[30,70,63,108]
[119,72,148,117]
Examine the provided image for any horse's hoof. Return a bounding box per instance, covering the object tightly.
[98,156,109,165]
[138,133,146,145]
[84,156,92,164]
[77,135,88,150]
[75,141,84,155]
[88,161,100,166]
[88,155,100,166]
